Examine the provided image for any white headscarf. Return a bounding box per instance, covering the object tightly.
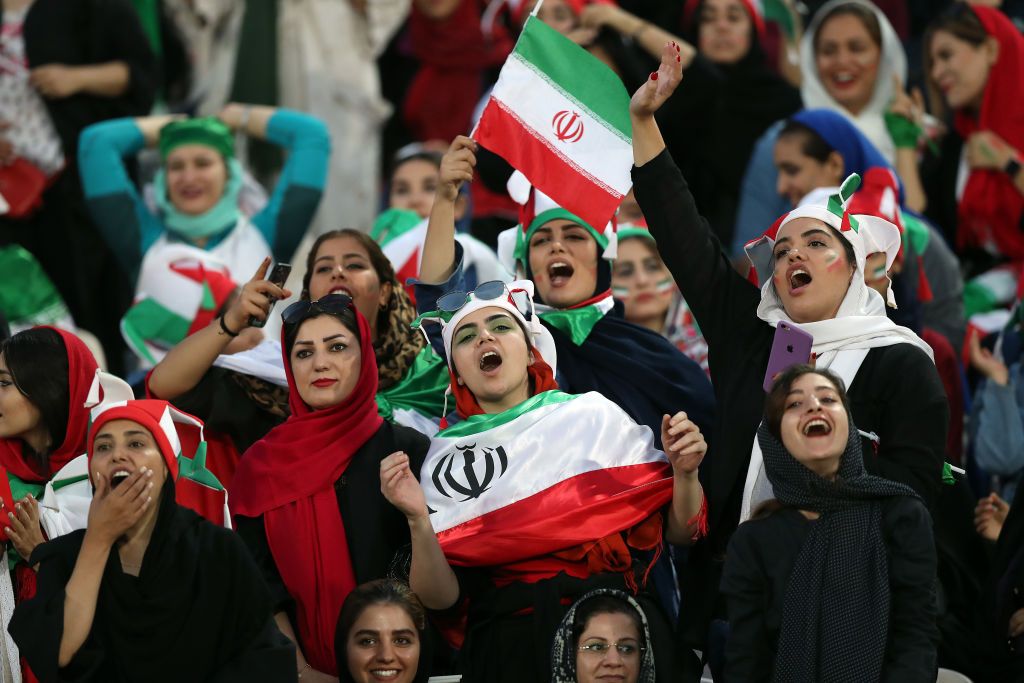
[799,0,907,163]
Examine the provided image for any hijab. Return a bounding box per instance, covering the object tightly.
[229,305,382,675]
[800,0,907,163]
[757,417,920,682]
[0,327,97,482]
[953,6,1024,260]
[792,108,894,183]
[549,588,657,683]
[154,158,244,240]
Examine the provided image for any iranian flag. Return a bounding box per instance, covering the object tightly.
[421,391,672,566]
[473,14,633,233]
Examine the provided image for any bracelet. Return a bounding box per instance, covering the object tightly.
[239,105,253,135]
[1004,157,1022,180]
[297,663,311,679]
[218,315,240,338]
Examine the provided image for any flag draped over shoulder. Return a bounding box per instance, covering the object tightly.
[422,390,672,567]
[473,15,634,233]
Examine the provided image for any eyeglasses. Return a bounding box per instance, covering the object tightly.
[578,641,643,657]
[436,280,509,316]
[281,293,353,325]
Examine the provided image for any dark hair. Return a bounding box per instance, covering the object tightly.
[923,4,989,117]
[813,3,883,54]
[335,580,427,681]
[283,306,360,360]
[390,148,442,181]
[0,328,70,467]
[778,120,835,164]
[763,364,851,441]
[572,594,645,650]
[301,229,397,332]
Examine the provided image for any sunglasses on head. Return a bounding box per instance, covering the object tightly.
[435,280,509,315]
[282,292,353,326]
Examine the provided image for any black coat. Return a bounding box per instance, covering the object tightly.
[631,149,948,641]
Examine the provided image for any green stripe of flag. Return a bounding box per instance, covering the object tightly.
[437,390,577,439]
[514,15,632,141]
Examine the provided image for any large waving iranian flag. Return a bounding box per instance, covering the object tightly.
[473,15,633,232]
[422,391,672,566]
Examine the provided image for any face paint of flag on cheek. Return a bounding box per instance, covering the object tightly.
[655,277,675,294]
[612,285,630,299]
[824,249,841,272]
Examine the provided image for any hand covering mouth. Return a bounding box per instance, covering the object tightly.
[110,469,133,489]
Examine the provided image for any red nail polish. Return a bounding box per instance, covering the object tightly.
[677,56,681,62]
[650,72,658,81]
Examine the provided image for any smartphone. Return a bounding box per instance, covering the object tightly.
[249,262,291,329]
[763,322,814,392]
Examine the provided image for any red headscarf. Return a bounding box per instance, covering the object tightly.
[449,346,559,420]
[229,307,382,676]
[954,6,1024,259]
[0,327,97,482]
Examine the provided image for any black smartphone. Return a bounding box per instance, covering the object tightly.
[250,262,291,328]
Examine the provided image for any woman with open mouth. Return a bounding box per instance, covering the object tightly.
[11,396,294,682]
[229,294,431,681]
[381,280,707,681]
[414,137,715,451]
[722,365,937,681]
[630,42,946,672]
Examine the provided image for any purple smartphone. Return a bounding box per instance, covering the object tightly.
[763,322,814,392]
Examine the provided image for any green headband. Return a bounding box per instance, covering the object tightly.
[159,118,235,161]
[514,208,606,266]
[616,226,655,243]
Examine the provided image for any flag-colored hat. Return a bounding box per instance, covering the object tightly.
[497,171,617,276]
[158,117,235,161]
[121,246,238,367]
[85,371,223,491]
[743,173,903,307]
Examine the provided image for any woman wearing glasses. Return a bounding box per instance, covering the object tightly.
[550,589,657,683]
[229,294,431,683]
[381,280,706,682]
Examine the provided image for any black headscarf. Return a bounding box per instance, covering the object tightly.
[758,420,919,683]
[549,589,656,683]
[11,478,295,682]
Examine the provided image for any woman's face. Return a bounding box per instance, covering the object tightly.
[345,604,420,683]
[575,611,643,683]
[528,219,600,309]
[90,419,169,493]
[451,306,532,409]
[612,239,674,328]
[165,144,228,216]
[390,159,439,219]
[814,13,881,115]
[307,236,390,339]
[773,135,845,208]
[929,30,996,111]
[698,0,753,65]
[771,217,855,323]
[779,373,849,479]
[290,315,362,411]
[0,354,43,442]
[526,0,578,33]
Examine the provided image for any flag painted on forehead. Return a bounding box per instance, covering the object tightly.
[473,14,634,234]
[421,390,673,567]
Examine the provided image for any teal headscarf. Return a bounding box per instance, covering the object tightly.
[154,158,243,240]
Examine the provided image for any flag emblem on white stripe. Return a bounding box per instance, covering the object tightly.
[552,110,584,143]
[430,443,510,502]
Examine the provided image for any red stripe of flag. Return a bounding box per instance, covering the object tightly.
[436,462,673,566]
[475,98,622,232]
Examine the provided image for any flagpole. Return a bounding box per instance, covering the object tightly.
[531,0,544,18]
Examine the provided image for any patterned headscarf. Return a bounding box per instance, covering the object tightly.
[375,282,425,391]
[550,589,656,683]
[758,418,924,682]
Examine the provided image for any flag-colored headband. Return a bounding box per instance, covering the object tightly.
[85,371,223,491]
[159,117,235,161]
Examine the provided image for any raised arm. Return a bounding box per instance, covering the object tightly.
[147,258,289,400]
[661,412,707,546]
[579,4,696,66]
[419,136,477,284]
[628,43,764,353]
[380,453,459,610]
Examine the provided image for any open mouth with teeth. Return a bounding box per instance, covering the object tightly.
[479,350,503,373]
[789,268,812,292]
[369,670,400,680]
[802,418,832,437]
[329,285,351,296]
[110,469,132,489]
[547,261,575,287]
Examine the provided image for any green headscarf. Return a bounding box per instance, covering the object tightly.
[158,118,235,161]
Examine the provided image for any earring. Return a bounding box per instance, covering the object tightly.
[457,377,465,386]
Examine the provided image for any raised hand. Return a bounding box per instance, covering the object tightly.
[380,452,428,521]
[86,468,155,547]
[629,41,684,119]
[974,492,1009,542]
[968,331,1010,386]
[5,494,45,561]
[966,130,1017,171]
[661,411,706,478]
[222,257,292,332]
[438,136,478,202]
